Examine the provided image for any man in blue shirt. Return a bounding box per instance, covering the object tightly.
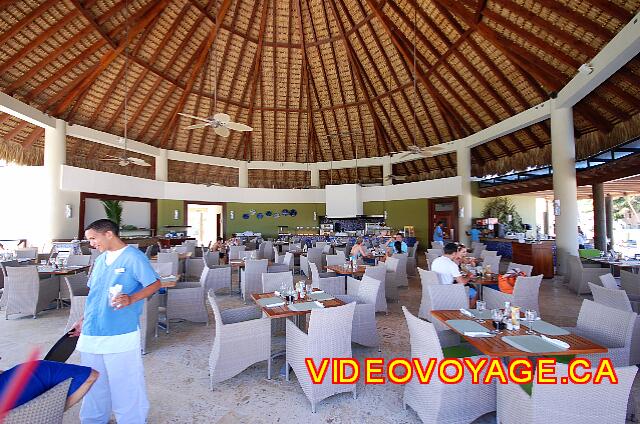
[386,233,408,254]
[433,221,444,243]
[69,219,160,424]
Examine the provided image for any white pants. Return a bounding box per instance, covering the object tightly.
[80,349,149,424]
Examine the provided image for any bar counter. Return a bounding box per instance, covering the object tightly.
[481,238,555,278]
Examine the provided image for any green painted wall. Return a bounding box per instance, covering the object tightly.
[364,199,430,249]
[472,195,539,229]
[157,199,185,234]
[226,203,326,239]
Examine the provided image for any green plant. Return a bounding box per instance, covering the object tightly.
[121,224,138,230]
[101,200,123,228]
[481,197,524,232]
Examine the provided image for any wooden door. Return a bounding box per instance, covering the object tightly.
[429,197,459,243]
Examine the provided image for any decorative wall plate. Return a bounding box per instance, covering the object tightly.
[265,211,272,216]
[249,209,257,215]
[256,213,264,219]
[273,212,280,218]
[281,209,289,216]
[289,209,297,217]
[242,213,250,220]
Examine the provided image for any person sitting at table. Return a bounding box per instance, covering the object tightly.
[209,237,226,262]
[0,360,98,411]
[454,244,477,267]
[386,233,408,255]
[350,238,369,259]
[431,242,477,307]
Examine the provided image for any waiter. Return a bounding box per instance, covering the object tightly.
[70,219,160,423]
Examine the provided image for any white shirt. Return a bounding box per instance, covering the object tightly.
[430,255,462,285]
[77,245,141,354]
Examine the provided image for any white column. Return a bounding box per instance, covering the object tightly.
[155,148,168,181]
[457,146,472,245]
[551,104,579,275]
[238,161,248,188]
[382,156,392,186]
[44,119,67,243]
[310,167,320,187]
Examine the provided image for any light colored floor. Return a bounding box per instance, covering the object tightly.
[1,260,638,423]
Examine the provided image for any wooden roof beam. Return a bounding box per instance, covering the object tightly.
[0,1,56,45]
[22,128,45,149]
[2,121,29,143]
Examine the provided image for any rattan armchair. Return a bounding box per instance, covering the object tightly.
[262,271,293,293]
[336,276,380,347]
[5,266,59,319]
[240,259,268,300]
[425,284,468,348]
[167,268,209,324]
[208,292,271,387]
[63,272,89,333]
[363,264,387,313]
[402,306,496,423]
[497,363,637,424]
[140,293,159,354]
[567,255,608,295]
[483,274,543,312]
[392,253,409,288]
[417,267,440,321]
[384,256,400,302]
[228,245,246,260]
[285,302,356,413]
[309,262,344,296]
[406,241,419,276]
[300,247,323,278]
[3,378,71,424]
[505,262,533,276]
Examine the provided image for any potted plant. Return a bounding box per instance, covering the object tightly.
[101,200,123,228]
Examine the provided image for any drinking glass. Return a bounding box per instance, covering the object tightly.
[525,309,537,334]
[491,309,502,334]
[476,300,486,323]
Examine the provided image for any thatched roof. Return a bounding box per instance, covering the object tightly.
[1,0,639,186]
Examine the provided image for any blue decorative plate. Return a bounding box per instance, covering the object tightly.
[249,209,257,215]
[265,211,272,217]
[242,213,250,220]
[289,209,297,217]
[281,209,289,216]
[256,213,264,219]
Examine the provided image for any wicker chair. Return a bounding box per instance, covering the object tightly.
[325,254,344,267]
[563,299,636,367]
[588,282,640,365]
[425,252,440,271]
[384,256,400,302]
[483,274,543,312]
[480,250,498,259]
[406,241,418,276]
[262,271,293,293]
[309,262,345,295]
[239,250,259,260]
[363,264,387,313]
[15,247,38,260]
[199,266,232,293]
[402,306,496,423]
[208,292,271,387]
[621,269,640,297]
[497,363,637,424]
[505,262,533,276]
[300,247,323,278]
[425,284,469,347]
[203,251,220,267]
[431,241,444,249]
[3,378,71,424]
[285,302,357,413]
[482,255,501,273]
[157,252,179,276]
[5,266,59,319]
[282,252,295,273]
[392,253,409,287]
[240,259,268,300]
[471,242,485,256]
[262,241,275,261]
[150,262,173,277]
[417,267,440,321]
[65,255,91,266]
[336,276,380,347]
[598,273,619,290]
[427,248,443,256]
[228,245,246,261]
[272,247,283,264]
[63,273,89,333]
[185,258,205,280]
[567,255,608,295]
[140,293,159,354]
[167,269,209,324]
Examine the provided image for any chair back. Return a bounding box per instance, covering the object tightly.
[506,262,533,277]
[273,247,280,263]
[185,258,205,279]
[418,267,440,286]
[427,284,468,311]
[307,302,356,358]
[409,241,419,257]
[262,241,274,260]
[228,245,246,260]
[90,249,101,264]
[385,256,399,273]
[66,255,91,266]
[174,246,187,254]
[427,248,443,255]
[15,248,38,259]
[203,251,220,267]
[355,276,380,305]
[483,255,501,273]
[239,250,258,260]
[64,272,89,298]
[1,260,19,276]
[208,291,224,330]
[157,252,179,275]
[282,252,294,268]
[150,262,173,277]
[426,253,440,270]
[402,306,444,360]
[471,242,485,255]
[431,241,444,249]
[314,241,327,248]
[322,245,331,254]
[598,273,618,290]
[480,250,498,259]
[511,274,543,310]
[325,255,344,267]
[309,262,321,282]
[306,247,323,267]
[588,282,633,312]
[335,251,346,262]
[243,259,268,295]
[262,271,293,293]
[202,266,231,293]
[145,244,159,258]
[364,264,386,284]
[620,270,640,297]
[392,253,408,279]
[576,299,636,353]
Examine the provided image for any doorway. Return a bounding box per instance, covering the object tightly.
[186,203,223,246]
[429,197,459,244]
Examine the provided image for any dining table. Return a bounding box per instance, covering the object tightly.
[468,275,499,300]
[588,257,640,274]
[430,309,608,358]
[326,264,367,278]
[37,265,90,276]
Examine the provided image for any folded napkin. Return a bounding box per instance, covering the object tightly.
[459,308,475,318]
[314,301,325,308]
[541,335,570,350]
[273,290,281,296]
[464,331,493,338]
[265,301,286,308]
[313,290,325,294]
[160,275,177,280]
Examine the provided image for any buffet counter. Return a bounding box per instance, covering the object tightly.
[481,238,555,278]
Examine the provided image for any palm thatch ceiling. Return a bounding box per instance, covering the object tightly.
[1,0,639,187]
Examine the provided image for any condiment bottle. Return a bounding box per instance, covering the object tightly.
[511,306,520,330]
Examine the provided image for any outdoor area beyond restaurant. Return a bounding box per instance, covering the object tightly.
[0,0,640,423]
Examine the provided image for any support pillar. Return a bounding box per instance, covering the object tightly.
[238,162,248,188]
[44,119,67,244]
[551,104,579,275]
[310,167,320,187]
[592,183,607,251]
[382,156,392,186]
[457,146,472,245]
[605,195,614,250]
[155,148,168,182]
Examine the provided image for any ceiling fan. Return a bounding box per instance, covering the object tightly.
[178,112,252,138]
[99,3,149,168]
[397,144,445,159]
